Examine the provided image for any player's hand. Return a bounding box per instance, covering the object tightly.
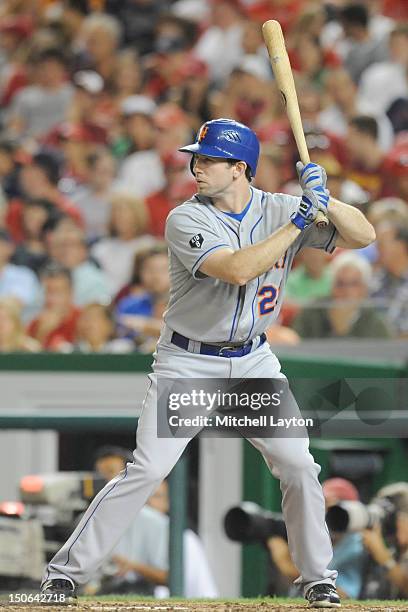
[290,191,320,230]
[361,523,391,565]
[296,161,327,190]
[112,555,135,576]
[296,161,330,212]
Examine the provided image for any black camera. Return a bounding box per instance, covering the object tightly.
[224,502,287,544]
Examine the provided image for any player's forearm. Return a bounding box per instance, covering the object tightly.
[229,222,301,285]
[327,198,376,248]
[131,561,168,585]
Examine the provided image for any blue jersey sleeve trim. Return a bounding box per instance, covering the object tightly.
[191,243,230,278]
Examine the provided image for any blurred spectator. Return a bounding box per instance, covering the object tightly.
[6,150,83,242]
[154,103,192,160]
[91,192,155,295]
[216,54,275,129]
[293,252,391,339]
[293,80,347,165]
[146,150,195,237]
[310,152,368,208]
[0,228,40,311]
[112,49,143,107]
[70,147,116,242]
[176,55,212,128]
[367,198,408,230]
[383,138,408,201]
[27,262,80,351]
[45,122,94,185]
[0,296,40,352]
[345,115,387,199]
[116,245,169,352]
[65,70,108,144]
[194,0,245,84]
[285,247,333,304]
[372,223,408,337]
[318,68,394,152]
[0,15,31,109]
[59,0,90,43]
[241,19,267,57]
[72,303,133,353]
[145,14,198,101]
[357,23,408,117]
[290,32,340,88]
[47,225,111,306]
[11,198,54,274]
[7,47,74,139]
[0,138,21,199]
[75,13,121,87]
[116,96,166,198]
[252,150,283,194]
[339,3,389,84]
[105,0,167,56]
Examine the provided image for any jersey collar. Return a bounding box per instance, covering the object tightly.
[222,188,254,222]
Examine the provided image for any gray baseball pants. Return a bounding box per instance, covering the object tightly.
[43,333,337,595]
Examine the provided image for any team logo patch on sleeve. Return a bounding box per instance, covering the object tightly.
[189,233,204,249]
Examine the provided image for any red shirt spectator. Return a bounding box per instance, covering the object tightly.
[6,151,83,243]
[27,263,81,351]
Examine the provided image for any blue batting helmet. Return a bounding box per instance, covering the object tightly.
[179,118,260,177]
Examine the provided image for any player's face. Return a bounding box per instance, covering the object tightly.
[192,155,236,196]
[332,266,367,301]
[95,456,126,482]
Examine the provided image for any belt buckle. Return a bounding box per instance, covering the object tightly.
[219,345,236,357]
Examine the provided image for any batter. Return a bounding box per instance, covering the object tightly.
[41,119,375,607]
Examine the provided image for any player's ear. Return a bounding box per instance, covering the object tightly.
[233,161,247,179]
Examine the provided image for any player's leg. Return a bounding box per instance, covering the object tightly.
[43,370,191,589]
[237,344,339,605]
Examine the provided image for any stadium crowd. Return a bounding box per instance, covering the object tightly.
[0,0,407,353]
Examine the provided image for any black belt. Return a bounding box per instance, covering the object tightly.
[170,331,267,358]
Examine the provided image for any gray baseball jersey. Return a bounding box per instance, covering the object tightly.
[164,186,337,343]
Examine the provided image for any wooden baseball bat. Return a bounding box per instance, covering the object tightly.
[262,19,329,228]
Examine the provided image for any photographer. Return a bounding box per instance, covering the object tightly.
[267,478,365,599]
[360,483,408,599]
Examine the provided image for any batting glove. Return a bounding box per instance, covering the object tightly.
[296,161,330,212]
[290,190,321,230]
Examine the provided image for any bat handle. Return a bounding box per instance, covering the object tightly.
[315,209,329,228]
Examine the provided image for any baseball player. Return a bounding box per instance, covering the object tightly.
[41,119,375,607]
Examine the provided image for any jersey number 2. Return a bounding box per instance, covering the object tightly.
[258,284,279,315]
